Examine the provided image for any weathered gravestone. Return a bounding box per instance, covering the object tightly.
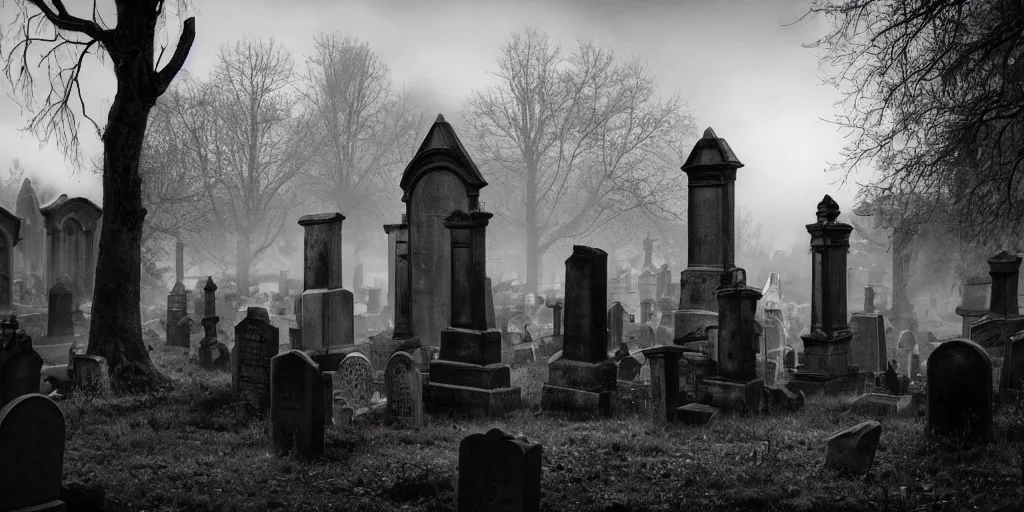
[458,428,541,512]
[166,281,190,348]
[270,350,326,458]
[337,352,375,413]
[1000,332,1024,394]
[617,355,642,382]
[825,420,882,475]
[46,281,73,337]
[927,338,992,448]
[0,317,42,409]
[385,351,424,427]
[232,307,279,411]
[71,354,110,395]
[0,393,66,512]
[896,330,916,376]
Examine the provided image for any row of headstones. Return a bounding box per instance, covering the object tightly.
[269,349,423,457]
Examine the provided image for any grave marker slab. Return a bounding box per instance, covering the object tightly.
[232,307,279,411]
[46,281,73,338]
[385,351,424,427]
[270,350,326,457]
[458,428,541,512]
[337,352,375,412]
[927,338,992,448]
[71,354,110,395]
[0,393,66,512]
[825,420,882,475]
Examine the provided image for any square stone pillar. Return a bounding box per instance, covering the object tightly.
[175,241,185,283]
[393,218,414,339]
[297,213,354,355]
[548,301,563,337]
[703,268,765,413]
[383,215,406,313]
[642,344,687,425]
[542,245,618,417]
[675,128,742,345]
[968,252,1024,357]
[790,195,868,396]
[429,210,520,417]
[863,286,875,314]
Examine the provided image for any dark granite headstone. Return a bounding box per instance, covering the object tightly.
[0,393,66,511]
[458,428,542,512]
[270,350,325,457]
[927,338,992,448]
[46,282,73,337]
[617,355,641,382]
[0,346,42,409]
[232,307,279,411]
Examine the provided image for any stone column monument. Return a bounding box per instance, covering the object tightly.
[541,245,618,417]
[703,268,764,412]
[675,128,743,348]
[296,213,354,363]
[788,195,867,395]
[428,210,520,416]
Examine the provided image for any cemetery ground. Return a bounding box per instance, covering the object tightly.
[55,347,1022,512]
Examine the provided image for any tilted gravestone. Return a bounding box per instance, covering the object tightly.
[270,350,326,458]
[232,307,279,411]
[926,338,992,448]
[825,420,882,475]
[385,351,424,428]
[46,281,73,338]
[617,355,642,382]
[0,393,66,511]
[458,428,542,512]
[337,352,375,412]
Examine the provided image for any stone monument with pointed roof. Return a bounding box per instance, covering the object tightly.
[674,128,742,349]
[400,114,489,351]
[13,178,42,282]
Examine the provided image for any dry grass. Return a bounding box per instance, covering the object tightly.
[57,345,1024,511]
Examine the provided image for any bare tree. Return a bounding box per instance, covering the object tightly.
[205,38,317,295]
[300,34,426,259]
[0,0,195,391]
[804,0,1024,245]
[0,159,27,210]
[138,83,212,256]
[463,28,694,294]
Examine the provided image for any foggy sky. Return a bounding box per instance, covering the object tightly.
[0,0,872,250]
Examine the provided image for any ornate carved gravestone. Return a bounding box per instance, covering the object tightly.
[0,393,66,512]
[458,428,542,512]
[270,350,326,458]
[232,307,279,411]
[926,338,992,448]
[337,352,375,413]
[46,281,73,338]
[385,351,424,427]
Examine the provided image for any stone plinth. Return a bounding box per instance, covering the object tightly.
[541,245,616,417]
[428,210,519,416]
[715,268,761,382]
[702,377,764,414]
[969,252,1024,357]
[297,213,353,353]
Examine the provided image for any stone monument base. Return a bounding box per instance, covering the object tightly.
[439,327,502,364]
[788,368,871,397]
[426,359,519,417]
[427,382,521,417]
[702,377,764,413]
[300,287,354,351]
[673,308,718,345]
[969,315,1024,358]
[540,358,617,417]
